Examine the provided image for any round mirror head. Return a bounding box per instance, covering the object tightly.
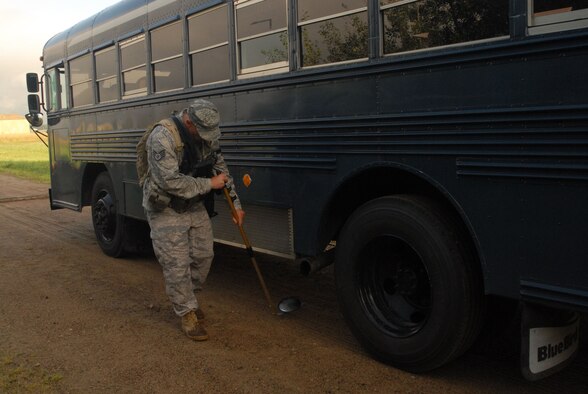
[25,112,43,128]
[277,296,301,314]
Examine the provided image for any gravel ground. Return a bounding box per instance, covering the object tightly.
[0,174,586,393]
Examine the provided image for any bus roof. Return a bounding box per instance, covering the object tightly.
[43,0,216,68]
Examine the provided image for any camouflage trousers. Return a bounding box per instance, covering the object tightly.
[146,202,213,317]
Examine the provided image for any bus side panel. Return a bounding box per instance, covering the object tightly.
[370,42,588,303]
[224,36,588,307]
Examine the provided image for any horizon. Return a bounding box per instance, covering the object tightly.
[0,114,25,120]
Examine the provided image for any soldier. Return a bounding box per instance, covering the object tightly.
[142,99,245,341]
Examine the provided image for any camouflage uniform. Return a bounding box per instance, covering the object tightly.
[142,101,241,317]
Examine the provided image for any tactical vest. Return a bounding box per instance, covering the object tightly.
[136,118,183,187]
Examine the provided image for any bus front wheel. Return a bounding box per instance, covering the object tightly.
[91,172,126,257]
[335,195,483,372]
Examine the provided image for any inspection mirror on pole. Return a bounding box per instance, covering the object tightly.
[222,173,301,315]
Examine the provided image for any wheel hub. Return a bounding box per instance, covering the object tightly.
[93,193,115,242]
[357,236,431,338]
[394,266,418,295]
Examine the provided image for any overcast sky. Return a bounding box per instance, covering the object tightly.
[0,0,121,115]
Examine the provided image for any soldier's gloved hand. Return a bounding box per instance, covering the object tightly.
[210,173,228,189]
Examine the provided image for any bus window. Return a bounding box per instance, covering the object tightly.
[69,53,93,107]
[46,66,67,111]
[530,0,588,33]
[189,5,230,85]
[298,0,368,67]
[236,0,288,74]
[381,0,509,55]
[151,21,184,92]
[95,46,119,102]
[120,34,147,97]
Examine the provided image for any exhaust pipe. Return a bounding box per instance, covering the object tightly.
[299,248,335,277]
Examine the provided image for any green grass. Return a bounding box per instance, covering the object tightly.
[0,354,63,393]
[0,137,50,183]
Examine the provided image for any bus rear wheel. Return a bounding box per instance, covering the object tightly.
[91,172,126,257]
[335,195,483,372]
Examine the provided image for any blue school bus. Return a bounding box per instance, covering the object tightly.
[25,0,587,378]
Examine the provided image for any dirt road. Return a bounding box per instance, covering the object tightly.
[0,174,586,393]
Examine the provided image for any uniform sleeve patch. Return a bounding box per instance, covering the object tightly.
[154,150,166,161]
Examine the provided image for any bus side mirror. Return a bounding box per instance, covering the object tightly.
[28,94,41,113]
[26,94,43,127]
[25,112,43,128]
[26,73,40,93]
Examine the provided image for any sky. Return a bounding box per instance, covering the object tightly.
[0,0,121,115]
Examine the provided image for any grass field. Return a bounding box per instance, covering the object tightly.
[0,134,50,183]
[1,353,62,393]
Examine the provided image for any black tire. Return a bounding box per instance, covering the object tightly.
[91,172,126,257]
[335,195,483,372]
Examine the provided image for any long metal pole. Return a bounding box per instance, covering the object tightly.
[223,187,275,311]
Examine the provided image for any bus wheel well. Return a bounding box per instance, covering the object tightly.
[320,167,475,259]
[82,164,108,207]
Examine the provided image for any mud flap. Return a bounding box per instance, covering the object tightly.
[521,303,580,381]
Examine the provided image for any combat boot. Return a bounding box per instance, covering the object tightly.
[195,307,205,322]
[181,311,209,341]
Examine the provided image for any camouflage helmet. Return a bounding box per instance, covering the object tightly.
[186,99,221,142]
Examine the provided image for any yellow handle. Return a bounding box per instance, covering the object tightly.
[223,188,275,311]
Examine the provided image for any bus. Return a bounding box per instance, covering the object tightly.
[25,0,587,379]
